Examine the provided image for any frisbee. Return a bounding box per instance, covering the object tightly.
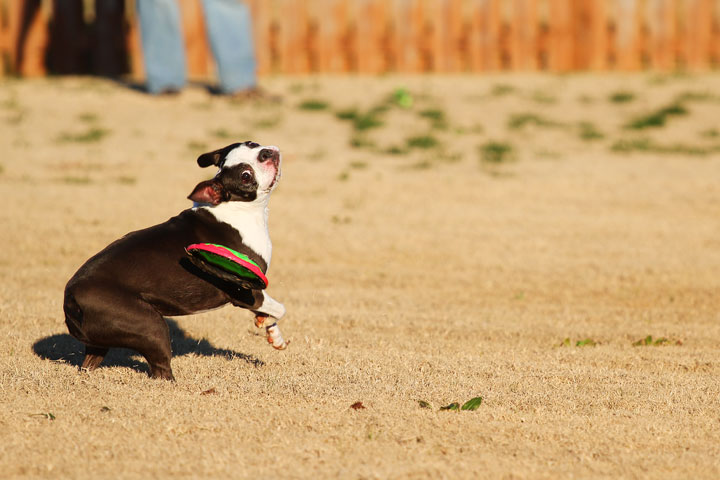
[185,243,268,289]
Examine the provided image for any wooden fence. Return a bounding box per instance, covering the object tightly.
[2,0,720,79]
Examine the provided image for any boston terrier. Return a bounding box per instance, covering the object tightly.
[63,141,286,381]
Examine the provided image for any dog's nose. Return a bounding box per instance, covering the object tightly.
[258,148,279,165]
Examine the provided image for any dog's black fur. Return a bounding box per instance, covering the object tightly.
[64,144,279,380]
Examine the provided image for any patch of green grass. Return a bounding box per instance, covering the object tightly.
[578,122,605,141]
[507,113,562,130]
[1,96,19,110]
[308,148,327,161]
[60,176,92,185]
[298,99,330,111]
[288,83,305,94]
[410,159,433,170]
[191,101,213,110]
[436,151,463,164]
[479,141,516,165]
[187,140,208,152]
[647,71,691,85]
[632,335,669,347]
[418,400,432,409]
[349,161,368,170]
[611,138,718,156]
[335,108,358,121]
[57,127,109,143]
[461,397,483,411]
[490,84,516,96]
[30,412,56,421]
[78,112,98,123]
[331,214,351,223]
[530,91,557,104]
[116,176,137,185]
[418,108,447,129]
[353,114,384,131]
[384,145,409,155]
[209,128,250,140]
[609,91,635,103]
[210,128,232,139]
[559,337,597,347]
[439,397,482,412]
[253,116,282,129]
[699,128,720,138]
[624,103,688,130]
[336,108,385,132]
[349,135,375,149]
[535,149,562,159]
[674,90,717,103]
[391,88,413,109]
[406,134,439,149]
[6,112,23,125]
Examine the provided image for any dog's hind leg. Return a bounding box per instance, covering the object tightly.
[70,287,176,381]
[81,346,109,371]
[110,305,175,381]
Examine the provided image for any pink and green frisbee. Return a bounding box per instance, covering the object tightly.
[186,243,268,289]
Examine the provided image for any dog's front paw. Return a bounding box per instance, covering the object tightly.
[266,322,288,350]
[254,313,268,328]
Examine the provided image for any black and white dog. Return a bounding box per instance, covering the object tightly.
[64,141,286,381]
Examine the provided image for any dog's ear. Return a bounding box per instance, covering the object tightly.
[188,180,225,205]
[197,143,242,168]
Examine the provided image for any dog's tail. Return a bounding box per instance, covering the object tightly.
[64,291,89,344]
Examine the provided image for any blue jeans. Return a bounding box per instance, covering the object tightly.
[137,0,257,94]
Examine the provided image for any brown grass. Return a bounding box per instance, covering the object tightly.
[1,74,720,479]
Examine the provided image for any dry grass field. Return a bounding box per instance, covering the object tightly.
[1,72,719,479]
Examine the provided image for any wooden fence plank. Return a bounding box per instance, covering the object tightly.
[395,0,423,73]
[279,0,310,74]
[125,0,144,80]
[712,0,720,66]
[615,0,642,70]
[179,0,211,79]
[246,0,271,75]
[686,0,713,70]
[356,0,386,73]
[511,0,538,71]
[0,0,13,76]
[443,0,463,72]
[588,0,609,70]
[650,0,676,70]
[548,0,572,71]
[421,0,441,72]
[19,0,47,76]
[480,0,501,70]
[466,0,483,71]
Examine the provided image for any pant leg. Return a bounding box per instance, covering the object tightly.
[136,0,187,93]
[201,0,257,94]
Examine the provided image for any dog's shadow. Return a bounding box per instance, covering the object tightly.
[32,318,264,375]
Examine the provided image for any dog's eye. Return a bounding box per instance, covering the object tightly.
[241,171,253,182]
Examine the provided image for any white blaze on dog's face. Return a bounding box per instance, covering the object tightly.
[188,141,281,206]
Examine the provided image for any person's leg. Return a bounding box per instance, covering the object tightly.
[136,0,186,94]
[201,0,257,94]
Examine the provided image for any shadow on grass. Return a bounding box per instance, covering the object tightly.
[32,318,264,375]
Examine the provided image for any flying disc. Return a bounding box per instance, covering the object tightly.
[186,243,268,289]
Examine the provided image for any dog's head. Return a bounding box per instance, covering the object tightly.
[188,141,281,205]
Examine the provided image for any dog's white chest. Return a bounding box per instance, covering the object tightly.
[198,203,272,265]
